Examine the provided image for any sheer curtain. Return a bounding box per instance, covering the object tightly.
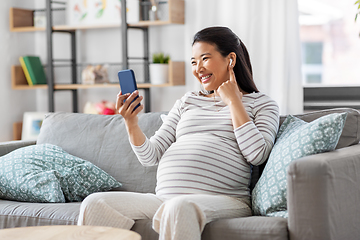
[184,0,303,114]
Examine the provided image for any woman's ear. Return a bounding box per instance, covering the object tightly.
[228,52,236,67]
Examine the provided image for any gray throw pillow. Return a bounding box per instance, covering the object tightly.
[0,144,121,203]
[252,112,347,218]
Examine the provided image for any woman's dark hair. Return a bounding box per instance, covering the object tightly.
[192,26,259,93]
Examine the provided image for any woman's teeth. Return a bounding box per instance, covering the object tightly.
[201,74,212,81]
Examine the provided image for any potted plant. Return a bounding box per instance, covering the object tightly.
[150,52,170,85]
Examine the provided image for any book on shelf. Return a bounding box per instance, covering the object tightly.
[19,56,47,85]
[19,56,33,86]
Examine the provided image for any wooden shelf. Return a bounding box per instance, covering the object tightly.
[9,8,34,32]
[11,62,185,90]
[54,24,120,31]
[13,122,22,141]
[10,26,45,32]
[11,65,47,90]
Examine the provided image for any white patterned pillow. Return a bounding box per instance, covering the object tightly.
[252,112,347,218]
[0,144,121,203]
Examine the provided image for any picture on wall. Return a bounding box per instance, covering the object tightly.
[21,112,48,141]
[66,0,139,25]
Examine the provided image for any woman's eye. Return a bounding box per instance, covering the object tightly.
[191,61,196,65]
[202,57,208,61]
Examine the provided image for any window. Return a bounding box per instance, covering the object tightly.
[299,0,360,86]
[302,42,323,83]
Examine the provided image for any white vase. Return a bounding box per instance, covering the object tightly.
[149,63,169,85]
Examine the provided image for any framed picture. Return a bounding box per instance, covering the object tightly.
[66,0,139,26]
[21,112,48,141]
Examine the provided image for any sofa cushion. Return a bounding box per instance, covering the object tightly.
[37,112,164,194]
[280,108,360,149]
[202,216,288,240]
[0,201,288,240]
[250,108,360,193]
[132,217,288,240]
[0,200,80,228]
[0,144,121,203]
[252,112,347,218]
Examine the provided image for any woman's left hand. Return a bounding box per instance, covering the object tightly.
[217,65,251,128]
[216,65,243,107]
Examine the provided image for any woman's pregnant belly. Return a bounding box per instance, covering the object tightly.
[155,135,251,200]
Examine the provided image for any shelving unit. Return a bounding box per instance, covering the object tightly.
[9,0,185,113]
[11,61,184,90]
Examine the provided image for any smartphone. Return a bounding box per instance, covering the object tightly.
[118,69,141,111]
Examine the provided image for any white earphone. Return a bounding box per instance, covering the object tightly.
[229,59,233,66]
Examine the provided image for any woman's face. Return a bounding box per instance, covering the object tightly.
[191,41,230,92]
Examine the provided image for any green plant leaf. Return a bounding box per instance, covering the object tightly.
[152,52,170,64]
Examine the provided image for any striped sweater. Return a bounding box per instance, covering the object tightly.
[131,91,279,200]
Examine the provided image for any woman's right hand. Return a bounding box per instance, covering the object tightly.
[116,90,146,146]
[116,90,144,126]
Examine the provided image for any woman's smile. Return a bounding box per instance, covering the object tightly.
[200,74,213,83]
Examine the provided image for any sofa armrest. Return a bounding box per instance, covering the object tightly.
[287,144,360,240]
[0,140,36,157]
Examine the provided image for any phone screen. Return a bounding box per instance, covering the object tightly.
[118,69,140,111]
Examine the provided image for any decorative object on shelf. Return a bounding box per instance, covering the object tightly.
[81,64,109,84]
[142,0,168,21]
[149,0,159,21]
[150,52,170,85]
[21,112,48,141]
[33,11,46,28]
[153,0,168,21]
[84,100,116,115]
[67,0,139,25]
[19,56,47,86]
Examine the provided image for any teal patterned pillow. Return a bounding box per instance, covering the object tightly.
[0,144,121,203]
[252,112,347,218]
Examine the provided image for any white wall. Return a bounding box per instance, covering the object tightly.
[0,1,38,142]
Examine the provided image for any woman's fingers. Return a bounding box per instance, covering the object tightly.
[119,90,142,115]
[128,95,143,113]
[229,66,236,83]
[130,98,144,115]
[116,91,130,112]
[124,90,140,107]
[116,91,122,111]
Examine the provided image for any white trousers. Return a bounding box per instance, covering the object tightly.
[77,192,252,240]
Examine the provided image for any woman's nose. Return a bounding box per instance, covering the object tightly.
[196,62,203,73]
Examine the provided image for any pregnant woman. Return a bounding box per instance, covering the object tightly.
[78,26,280,240]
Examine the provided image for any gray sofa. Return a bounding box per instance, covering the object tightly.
[1,108,360,240]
